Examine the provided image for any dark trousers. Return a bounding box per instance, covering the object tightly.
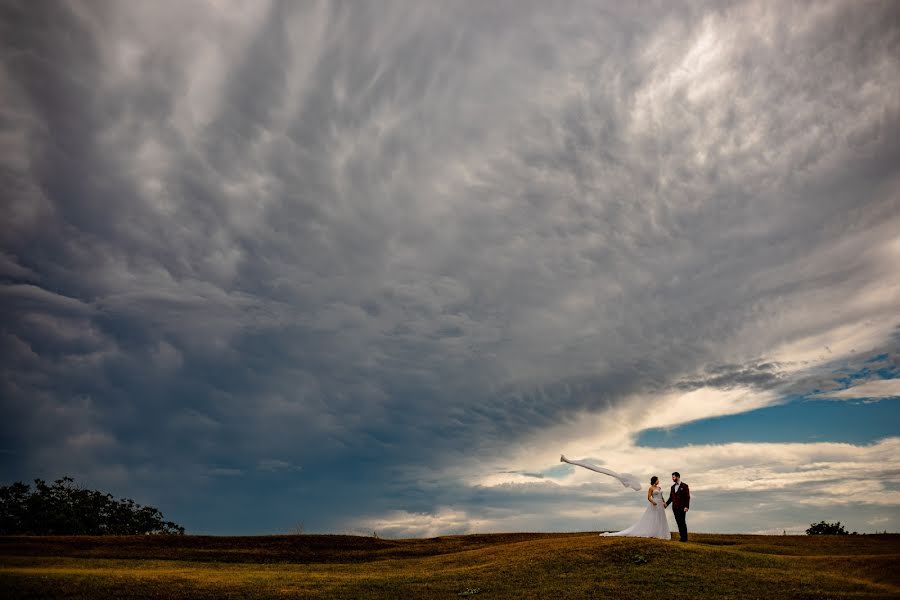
[673,507,688,541]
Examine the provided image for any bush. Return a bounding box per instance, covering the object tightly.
[0,477,184,535]
[806,521,849,535]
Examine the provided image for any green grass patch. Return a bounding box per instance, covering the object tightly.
[1,533,898,598]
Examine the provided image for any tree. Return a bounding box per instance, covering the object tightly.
[0,477,184,535]
[806,521,849,535]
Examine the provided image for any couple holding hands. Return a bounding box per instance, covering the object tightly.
[559,455,690,542]
[601,472,690,541]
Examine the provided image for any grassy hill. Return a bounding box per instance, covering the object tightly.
[1,532,898,598]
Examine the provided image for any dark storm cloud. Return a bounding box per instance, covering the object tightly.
[2,0,899,532]
[675,361,784,392]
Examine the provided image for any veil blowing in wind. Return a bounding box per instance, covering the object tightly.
[561,454,670,539]
[560,454,641,491]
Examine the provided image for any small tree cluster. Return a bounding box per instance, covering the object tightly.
[0,477,184,535]
[806,521,850,535]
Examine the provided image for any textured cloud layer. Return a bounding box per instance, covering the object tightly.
[1,0,898,533]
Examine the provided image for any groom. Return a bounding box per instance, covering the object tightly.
[664,471,690,542]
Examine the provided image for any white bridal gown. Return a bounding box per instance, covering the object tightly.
[601,487,670,539]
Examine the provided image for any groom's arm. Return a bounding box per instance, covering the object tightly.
[683,483,690,510]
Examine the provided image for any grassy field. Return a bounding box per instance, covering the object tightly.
[1,532,898,599]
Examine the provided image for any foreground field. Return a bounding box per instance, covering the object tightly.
[1,532,898,599]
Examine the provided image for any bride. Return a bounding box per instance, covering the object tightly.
[600,476,671,540]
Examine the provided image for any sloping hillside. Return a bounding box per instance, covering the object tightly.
[1,532,898,598]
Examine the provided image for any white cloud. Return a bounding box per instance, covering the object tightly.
[817,380,900,401]
[354,508,473,538]
[367,437,900,536]
[636,387,781,431]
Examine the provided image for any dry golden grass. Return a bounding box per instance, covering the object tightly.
[1,532,898,598]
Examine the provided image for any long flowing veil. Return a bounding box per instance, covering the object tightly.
[560,454,641,491]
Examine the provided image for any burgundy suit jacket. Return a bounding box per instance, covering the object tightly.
[668,482,690,509]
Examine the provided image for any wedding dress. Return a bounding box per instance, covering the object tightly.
[601,486,670,539]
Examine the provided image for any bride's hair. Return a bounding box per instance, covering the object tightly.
[650,476,658,485]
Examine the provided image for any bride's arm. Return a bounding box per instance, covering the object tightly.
[647,486,657,506]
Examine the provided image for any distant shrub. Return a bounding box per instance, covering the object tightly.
[0,477,184,535]
[806,521,849,535]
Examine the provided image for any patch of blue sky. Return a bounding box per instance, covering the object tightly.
[865,353,889,364]
[635,396,900,447]
[829,361,897,391]
[876,366,897,379]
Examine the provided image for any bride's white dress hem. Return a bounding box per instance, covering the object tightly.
[601,487,670,540]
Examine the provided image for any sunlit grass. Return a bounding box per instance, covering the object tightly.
[1,533,898,598]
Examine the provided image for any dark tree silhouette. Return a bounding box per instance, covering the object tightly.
[806,521,849,535]
[0,477,184,535]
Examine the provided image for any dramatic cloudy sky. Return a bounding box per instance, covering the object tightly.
[2,0,899,536]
